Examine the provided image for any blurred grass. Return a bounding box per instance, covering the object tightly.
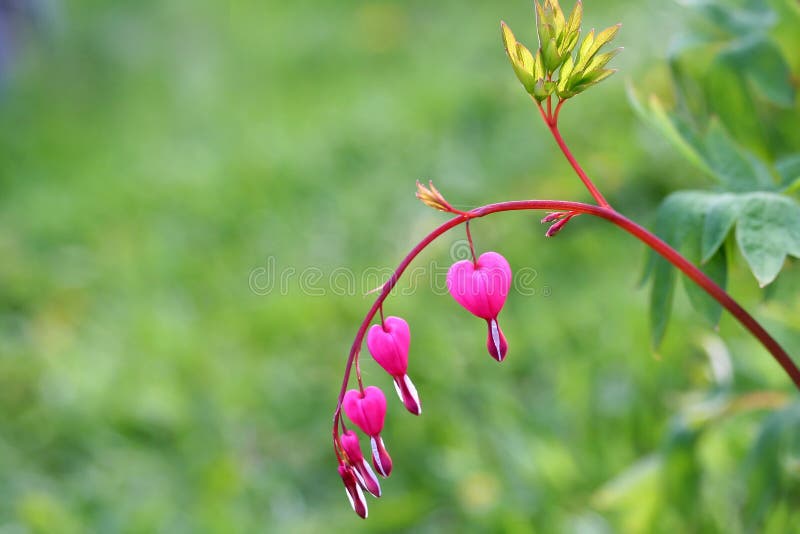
[0,0,798,532]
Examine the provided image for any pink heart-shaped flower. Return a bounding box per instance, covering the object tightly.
[343,386,387,437]
[367,316,409,377]
[447,251,511,320]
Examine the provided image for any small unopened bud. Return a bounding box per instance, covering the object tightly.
[545,215,575,237]
[541,211,568,223]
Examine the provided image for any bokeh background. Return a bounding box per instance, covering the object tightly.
[1,0,799,532]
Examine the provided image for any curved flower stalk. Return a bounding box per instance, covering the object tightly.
[330,0,800,519]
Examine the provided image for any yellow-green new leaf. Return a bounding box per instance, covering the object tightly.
[535,2,551,46]
[586,24,621,60]
[542,36,562,72]
[557,55,575,93]
[565,0,582,36]
[558,30,580,57]
[585,47,623,73]
[550,0,566,36]
[533,79,556,101]
[575,29,595,69]
[588,68,617,85]
[515,43,538,91]
[534,49,545,81]
[501,22,537,92]
[501,21,518,55]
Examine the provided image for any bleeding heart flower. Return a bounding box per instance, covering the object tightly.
[446,251,512,361]
[343,386,393,477]
[340,430,381,497]
[338,464,368,519]
[367,316,422,415]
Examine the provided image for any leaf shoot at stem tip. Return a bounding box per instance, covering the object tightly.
[502,1,621,102]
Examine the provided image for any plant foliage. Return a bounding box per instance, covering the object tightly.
[632,0,800,346]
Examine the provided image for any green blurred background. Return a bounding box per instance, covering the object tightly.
[1,0,799,532]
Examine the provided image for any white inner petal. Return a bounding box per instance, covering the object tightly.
[491,319,502,357]
[371,436,385,475]
[392,379,404,404]
[351,464,367,488]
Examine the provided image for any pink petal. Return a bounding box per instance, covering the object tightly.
[447,252,511,320]
[339,430,364,462]
[343,387,387,437]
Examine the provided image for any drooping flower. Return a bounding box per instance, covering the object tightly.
[339,430,381,497]
[338,464,368,519]
[343,386,393,477]
[367,316,422,415]
[446,251,512,361]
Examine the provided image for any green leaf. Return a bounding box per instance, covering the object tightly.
[626,85,712,177]
[501,22,538,93]
[702,120,773,191]
[776,153,800,189]
[704,57,765,155]
[650,248,677,348]
[584,47,622,74]
[735,192,800,286]
[558,30,580,57]
[683,242,727,327]
[575,29,595,70]
[742,402,800,528]
[586,24,620,61]
[701,194,741,262]
[557,55,574,93]
[722,37,795,107]
[564,0,582,37]
[649,191,722,345]
[681,0,775,34]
